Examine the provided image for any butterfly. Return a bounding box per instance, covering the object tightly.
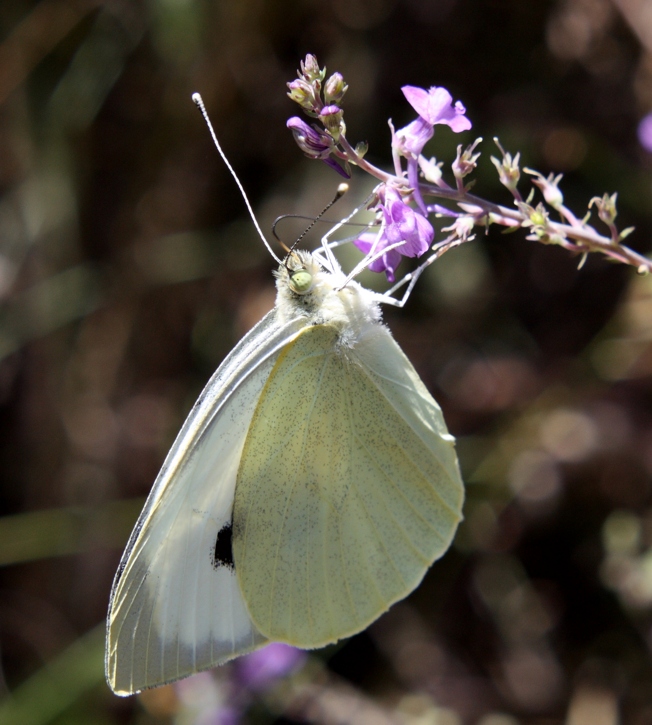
[105,96,464,697]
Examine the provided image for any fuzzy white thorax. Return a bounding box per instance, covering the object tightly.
[275,250,382,347]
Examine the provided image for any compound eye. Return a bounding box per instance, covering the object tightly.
[289,269,313,294]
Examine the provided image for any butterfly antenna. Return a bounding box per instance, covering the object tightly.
[286,183,349,254]
[192,92,282,265]
[272,184,349,247]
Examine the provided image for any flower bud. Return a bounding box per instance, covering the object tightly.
[418,156,443,185]
[319,105,344,141]
[589,192,618,226]
[452,138,482,180]
[491,153,520,191]
[287,79,321,114]
[529,203,548,228]
[442,215,476,242]
[324,72,348,105]
[299,54,325,83]
[526,170,564,210]
[287,117,333,159]
[354,141,368,159]
[517,201,550,239]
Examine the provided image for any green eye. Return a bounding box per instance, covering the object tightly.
[289,270,313,294]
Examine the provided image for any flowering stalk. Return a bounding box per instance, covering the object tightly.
[286,54,650,281]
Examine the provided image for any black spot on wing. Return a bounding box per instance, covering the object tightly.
[212,523,234,571]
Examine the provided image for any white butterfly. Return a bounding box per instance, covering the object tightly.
[105,97,464,696]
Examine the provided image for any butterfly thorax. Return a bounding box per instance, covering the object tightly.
[275,250,382,347]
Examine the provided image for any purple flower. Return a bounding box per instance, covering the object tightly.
[354,232,403,281]
[393,85,471,213]
[287,117,350,178]
[235,643,306,692]
[353,185,434,282]
[403,85,472,132]
[394,85,471,158]
[287,117,333,158]
[395,117,434,157]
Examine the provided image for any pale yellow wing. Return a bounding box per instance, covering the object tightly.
[233,323,464,647]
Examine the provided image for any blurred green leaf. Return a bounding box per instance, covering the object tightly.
[0,264,102,361]
[0,499,143,566]
[0,623,105,725]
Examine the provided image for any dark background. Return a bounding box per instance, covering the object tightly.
[1,0,652,723]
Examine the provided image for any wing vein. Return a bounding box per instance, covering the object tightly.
[344,376,410,593]
[263,347,332,633]
[352,428,446,540]
[378,414,461,518]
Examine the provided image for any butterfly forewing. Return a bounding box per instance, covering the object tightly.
[233,323,464,647]
[106,311,308,695]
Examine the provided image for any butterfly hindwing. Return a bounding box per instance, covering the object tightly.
[233,323,464,647]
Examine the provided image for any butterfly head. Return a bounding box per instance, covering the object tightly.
[275,249,380,337]
[276,250,324,303]
[285,253,316,295]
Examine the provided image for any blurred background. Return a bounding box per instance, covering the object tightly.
[1,0,652,723]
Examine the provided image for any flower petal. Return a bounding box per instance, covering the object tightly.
[401,86,434,118]
[401,85,472,132]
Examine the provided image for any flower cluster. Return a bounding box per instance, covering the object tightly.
[286,55,472,280]
[286,55,350,178]
[286,54,649,283]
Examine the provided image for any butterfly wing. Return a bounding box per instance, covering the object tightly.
[106,310,308,695]
[233,323,464,647]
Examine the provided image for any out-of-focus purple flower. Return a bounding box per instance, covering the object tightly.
[202,706,240,725]
[638,112,652,153]
[353,185,434,282]
[235,643,306,692]
[287,117,350,178]
[175,672,241,725]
